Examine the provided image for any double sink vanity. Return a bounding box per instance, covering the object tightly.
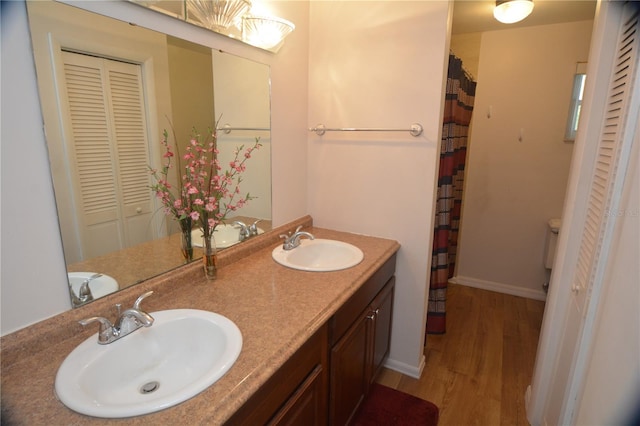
[1,216,399,425]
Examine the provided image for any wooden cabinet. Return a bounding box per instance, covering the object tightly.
[329,254,396,426]
[226,325,328,426]
[369,279,394,384]
[330,308,370,425]
[227,253,397,426]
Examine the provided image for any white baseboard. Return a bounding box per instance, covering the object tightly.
[383,354,425,379]
[451,275,547,301]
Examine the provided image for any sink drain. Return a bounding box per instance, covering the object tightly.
[140,381,160,394]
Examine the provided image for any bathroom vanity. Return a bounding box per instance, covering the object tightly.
[0,216,399,425]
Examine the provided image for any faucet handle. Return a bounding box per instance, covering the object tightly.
[249,219,262,236]
[79,316,117,344]
[279,226,302,240]
[133,291,154,310]
[79,316,113,328]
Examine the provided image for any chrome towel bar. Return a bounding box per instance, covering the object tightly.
[309,123,423,137]
[218,123,270,134]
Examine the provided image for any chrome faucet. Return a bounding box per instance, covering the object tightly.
[248,219,262,237]
[280,226,315,250]
[69,273,102,308]
[79,291,155,344]
[234,219,262,241]
[233,221,251,241]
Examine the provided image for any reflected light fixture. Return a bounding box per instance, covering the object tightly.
[242,15,295,49]
[186,0,252,32]
[493,0,534,24]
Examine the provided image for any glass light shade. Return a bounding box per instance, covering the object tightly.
[187,0,252,32]
[242,15,295,50]
[493,0,534,24]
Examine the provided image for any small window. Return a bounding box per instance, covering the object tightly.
[565,62,588,142]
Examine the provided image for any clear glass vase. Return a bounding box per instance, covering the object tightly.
[179,218,194,262]
[202,231,217,280]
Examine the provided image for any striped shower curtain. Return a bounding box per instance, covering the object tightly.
[427,54,476,335]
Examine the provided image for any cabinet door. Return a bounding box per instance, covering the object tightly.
[370,277,395,383]
[227,325,328,425]
[269,365,326,426]
[330,310,371,426]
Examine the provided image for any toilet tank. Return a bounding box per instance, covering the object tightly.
[544,218,561,269]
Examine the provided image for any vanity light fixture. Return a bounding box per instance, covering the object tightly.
[493,0,534,24]
[242,15,295,50]
[136,0,295,52]
[186,0,252,32]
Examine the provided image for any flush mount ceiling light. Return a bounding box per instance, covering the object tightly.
[242,15,295,50]
[493,0,534,24]
[187,0,252,32]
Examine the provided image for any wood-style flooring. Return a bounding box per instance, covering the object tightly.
[376,284,545,426]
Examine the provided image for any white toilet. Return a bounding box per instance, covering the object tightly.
[543,218,561,292]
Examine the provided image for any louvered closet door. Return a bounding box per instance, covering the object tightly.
[61,51,153,259]
[104,60,154,248]
[571,2,640,315]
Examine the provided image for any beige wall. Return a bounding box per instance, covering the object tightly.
[307,1,451,375]
[450,32,482,79]
[167,36,215,144]
[455,20,593,299]
[213,51,272,220]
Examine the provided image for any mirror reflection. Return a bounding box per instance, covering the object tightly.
[26,0,272,307]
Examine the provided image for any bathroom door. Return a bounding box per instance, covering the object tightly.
[529,2,640,424]
[560,3,640,422]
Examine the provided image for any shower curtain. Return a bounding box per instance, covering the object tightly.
[427,54,476,335]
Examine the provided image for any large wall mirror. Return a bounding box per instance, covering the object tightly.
[26,0,272,307]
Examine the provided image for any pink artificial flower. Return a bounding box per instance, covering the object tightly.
[190,211,200,221]
[193,198,204,206]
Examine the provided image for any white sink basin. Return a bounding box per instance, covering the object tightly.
[55,309,242,418]
[68,272,118,299]
[191,223,264,249]
[272,239,364,272]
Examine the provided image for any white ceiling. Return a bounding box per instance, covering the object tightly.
[452,0,597,34]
